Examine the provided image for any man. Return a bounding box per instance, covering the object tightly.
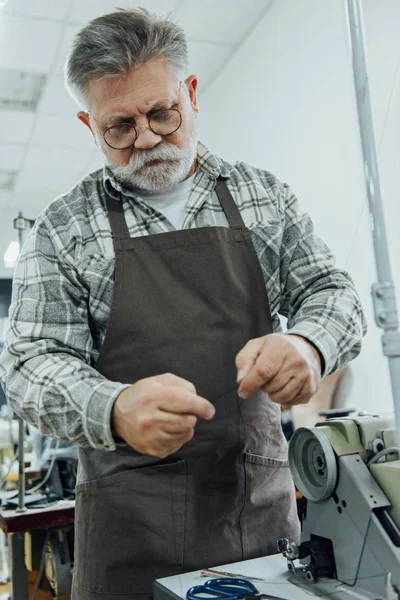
[0,8,366,600]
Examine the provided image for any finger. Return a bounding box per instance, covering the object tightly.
[261,370,297,395]
[152,429,195,458]
[238,348,285,399]
[156,386,215,420]
[154,373,197,394]
[235,337,266,383]
[286,380,316,407]
[168,429,195,446]
[159,412,198,433]
[267,376,305,405]
[261,356,309,393]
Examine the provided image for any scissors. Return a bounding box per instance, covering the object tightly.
[186,577,288,600]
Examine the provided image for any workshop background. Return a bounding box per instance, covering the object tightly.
[0,0,399,420]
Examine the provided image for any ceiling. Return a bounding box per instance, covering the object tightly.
[0,0,271,278]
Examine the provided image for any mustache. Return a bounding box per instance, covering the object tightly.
[120,143,184,173]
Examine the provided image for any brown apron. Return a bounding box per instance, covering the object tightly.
[72,178,299,600]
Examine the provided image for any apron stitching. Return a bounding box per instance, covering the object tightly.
[237,396,246,561]
[182,460,187,572]
[238,456,246,561]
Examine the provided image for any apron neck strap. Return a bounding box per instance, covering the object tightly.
[106,194,130,239]
[215,178,246,229]
[105,177,246,239]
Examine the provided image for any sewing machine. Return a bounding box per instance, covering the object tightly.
[154,412,400,600]
[279,412,400,599]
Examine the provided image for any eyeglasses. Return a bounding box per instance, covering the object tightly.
[92,82,183,150]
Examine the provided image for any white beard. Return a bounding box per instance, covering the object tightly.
[109,118,198,192]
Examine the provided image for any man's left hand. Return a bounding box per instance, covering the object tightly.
[236,333,322,406]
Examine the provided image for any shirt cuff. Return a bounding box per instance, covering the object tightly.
[285,323,337,377]
[83,380,131,451]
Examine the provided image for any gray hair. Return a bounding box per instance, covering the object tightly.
[65,8,189,109]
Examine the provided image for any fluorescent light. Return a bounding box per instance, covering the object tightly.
[4,241,19,268]
[0,68,46,112]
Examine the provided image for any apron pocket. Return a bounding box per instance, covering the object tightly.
[241,452,299,559]
[74,459,187,595]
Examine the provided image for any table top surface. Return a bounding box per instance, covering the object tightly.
[0,499,74,533]
[155,556,313,600]
[154,554,369,600]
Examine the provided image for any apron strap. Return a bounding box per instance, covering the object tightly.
[106,177,246,239]
[215,178,246,230]
[106,194,130,239]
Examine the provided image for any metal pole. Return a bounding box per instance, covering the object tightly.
[16,226,26,513]
[346,0,400,445]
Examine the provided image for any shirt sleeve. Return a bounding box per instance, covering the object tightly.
[0,217,129,451]
[277,183,367,376]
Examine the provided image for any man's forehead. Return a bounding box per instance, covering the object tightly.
[87,62,178,121]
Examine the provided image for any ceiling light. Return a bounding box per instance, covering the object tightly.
[4,241,19,269]
[0,68,46,112]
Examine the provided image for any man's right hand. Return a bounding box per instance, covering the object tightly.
[111,373,215,458]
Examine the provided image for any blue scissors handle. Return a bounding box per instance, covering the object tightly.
[186,577,289,600]
[187,577,257,600]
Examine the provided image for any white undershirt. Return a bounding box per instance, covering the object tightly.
[135,174,195,230]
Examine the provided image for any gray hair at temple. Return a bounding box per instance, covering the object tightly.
[64,8,189,109]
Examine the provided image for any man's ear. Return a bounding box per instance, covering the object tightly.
[185,75,199,113]
[77,111,97,145]
[77,111,93,131]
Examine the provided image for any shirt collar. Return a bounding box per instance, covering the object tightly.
[195,141,231,180]
[102,141,232,200]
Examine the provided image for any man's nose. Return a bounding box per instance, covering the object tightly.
[134,125,162,150]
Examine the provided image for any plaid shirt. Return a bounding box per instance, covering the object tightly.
[0,142,366,450]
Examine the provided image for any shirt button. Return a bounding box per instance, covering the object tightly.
[146,207,154,215]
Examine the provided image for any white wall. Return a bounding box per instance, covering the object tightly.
[198,0,400,414]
